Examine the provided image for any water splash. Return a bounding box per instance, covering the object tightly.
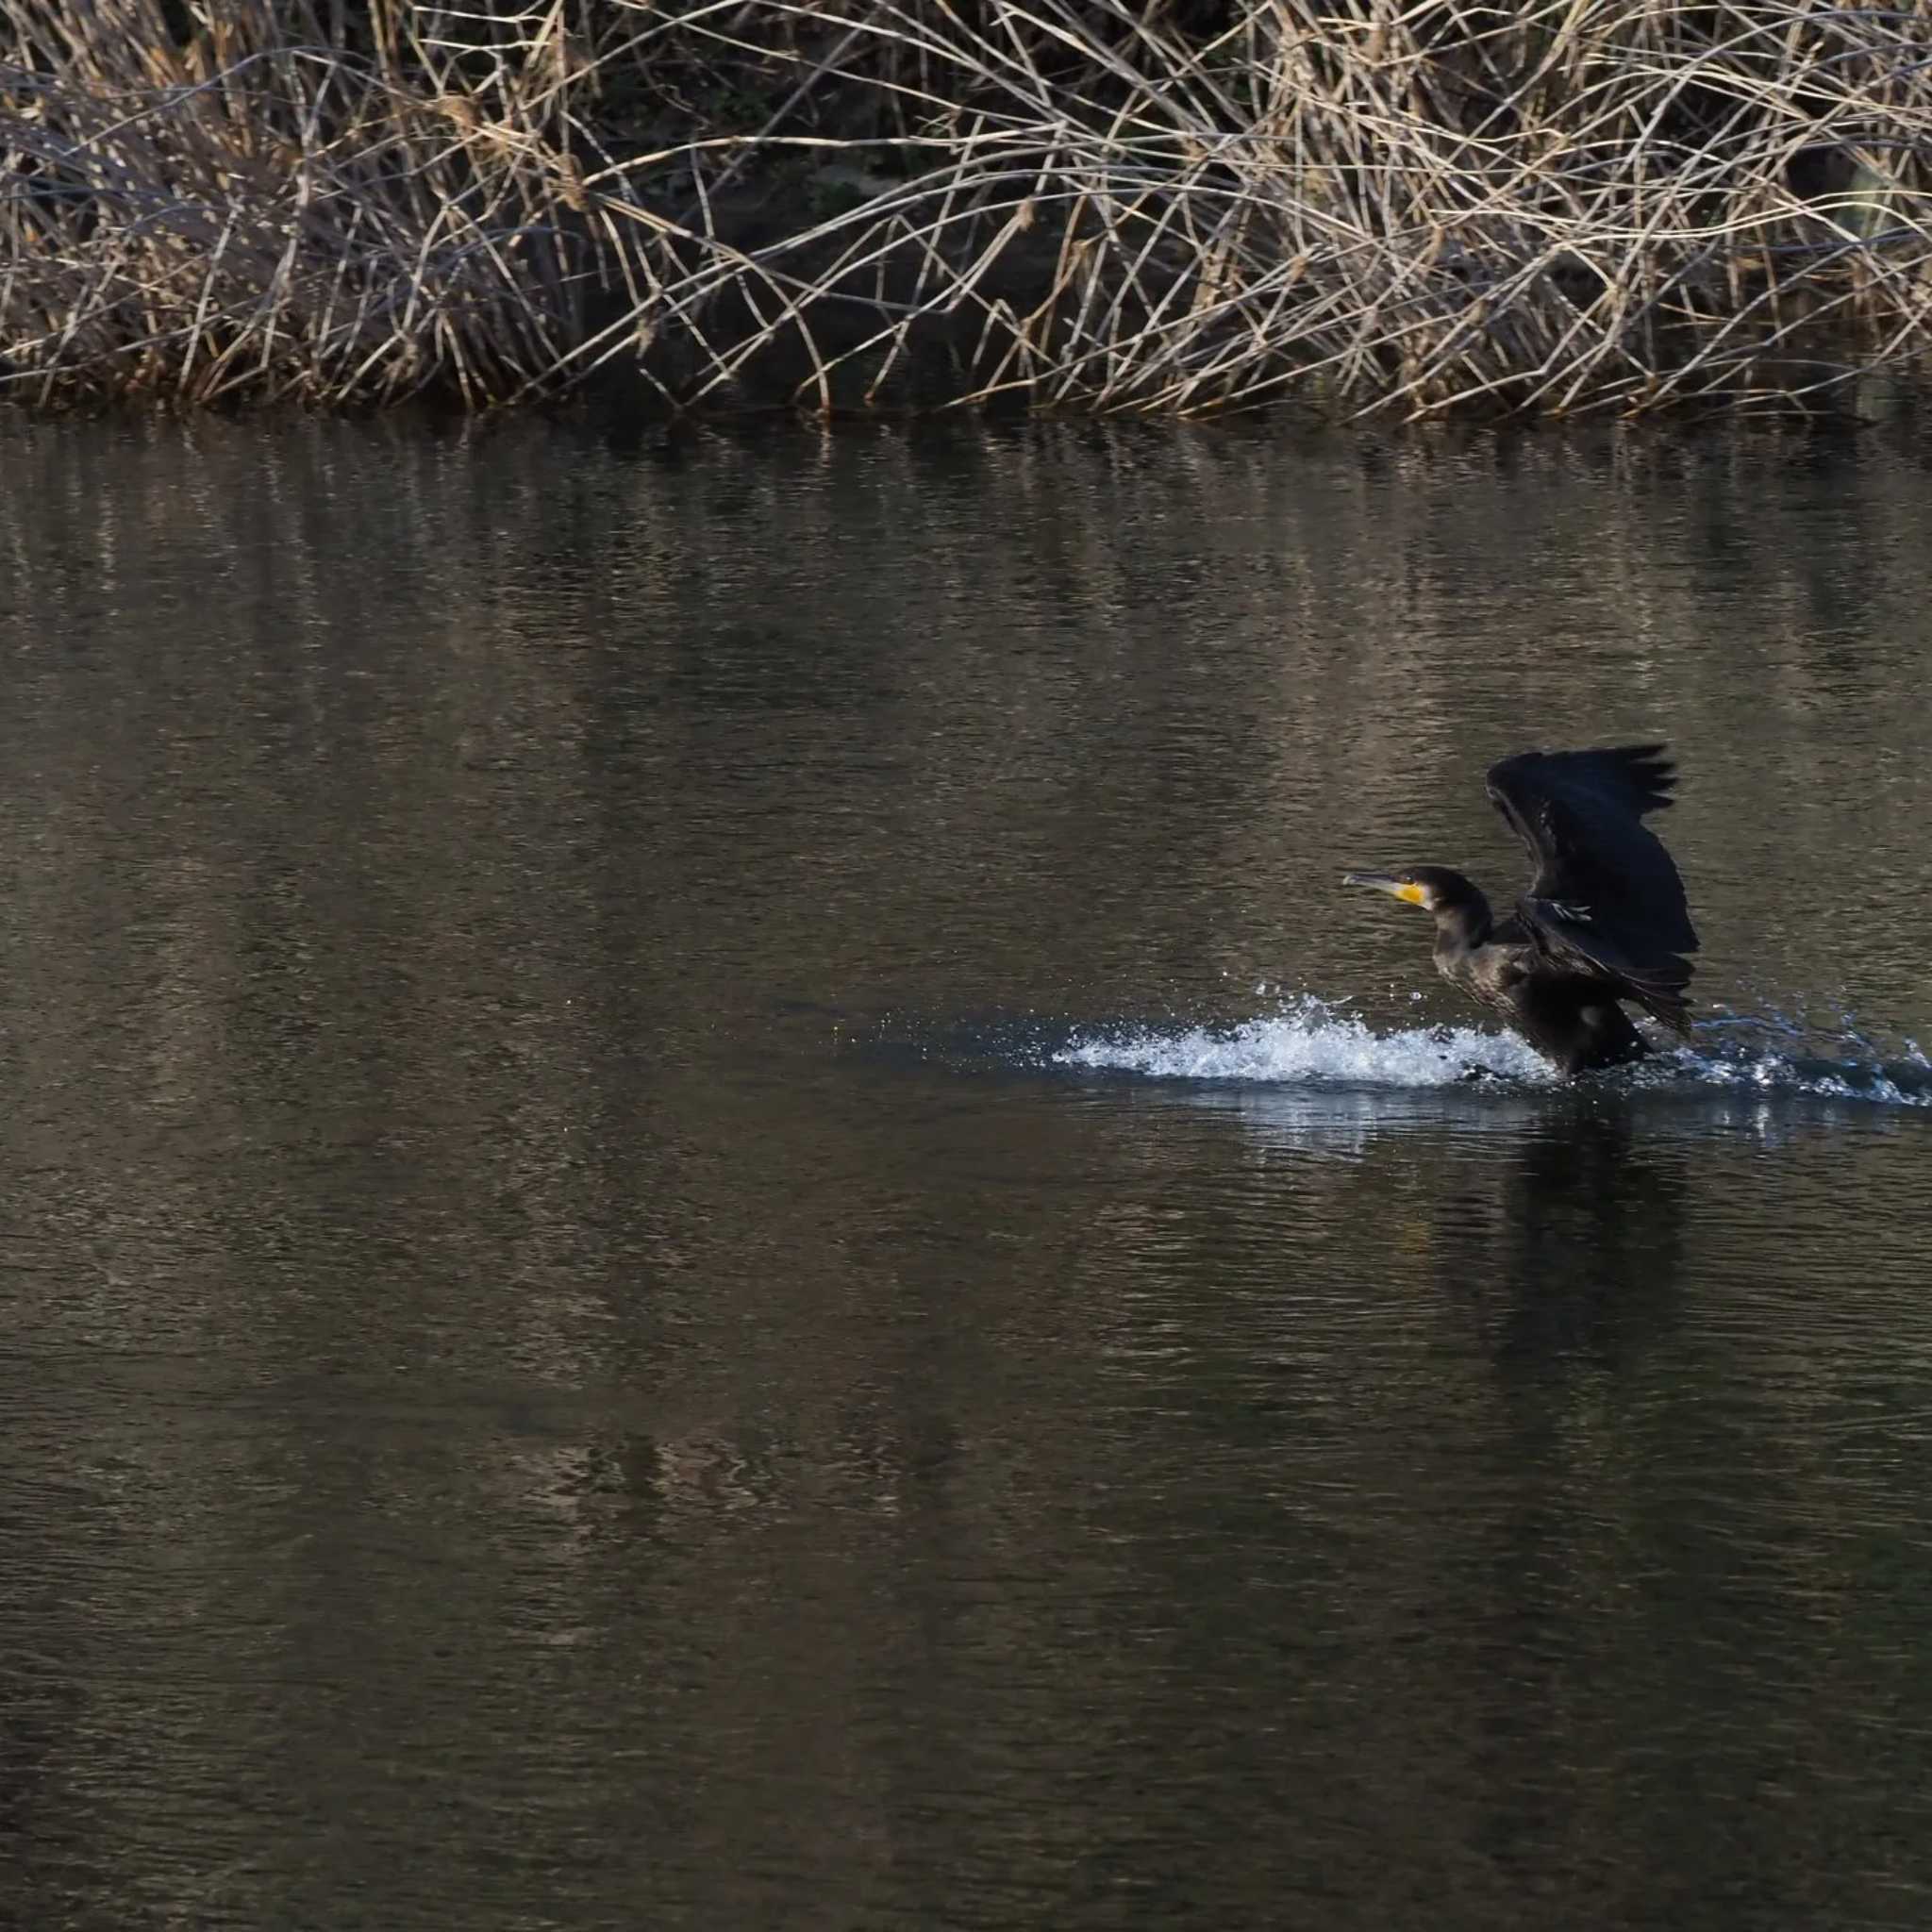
[1055,997,1554,1087]
[1052,995,1932,1108]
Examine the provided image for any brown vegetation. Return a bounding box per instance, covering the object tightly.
[3,0,1931,417]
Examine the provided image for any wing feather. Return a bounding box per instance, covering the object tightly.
[1486,744,1699,1035]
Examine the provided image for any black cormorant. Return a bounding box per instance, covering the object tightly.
[1343,743,1699,1076]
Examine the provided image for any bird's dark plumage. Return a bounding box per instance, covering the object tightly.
[1344,743,1701,1076]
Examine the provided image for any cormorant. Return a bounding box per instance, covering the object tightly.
[1343,743,1699,1076]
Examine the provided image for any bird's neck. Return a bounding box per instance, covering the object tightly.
[1432,894,1493,952]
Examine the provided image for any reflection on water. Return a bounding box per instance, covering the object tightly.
[3,415,1932,1929]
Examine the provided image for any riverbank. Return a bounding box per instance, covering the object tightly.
[5,0,1930,419]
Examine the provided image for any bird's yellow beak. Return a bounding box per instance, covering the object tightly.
[1343,872,1429,907]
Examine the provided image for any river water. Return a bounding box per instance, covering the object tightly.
[2,414,1931,1930]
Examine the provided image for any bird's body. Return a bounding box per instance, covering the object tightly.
[1425,897,1652,1073]
[1344,745,1699,1078]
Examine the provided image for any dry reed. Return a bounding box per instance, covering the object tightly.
[4,0,1931,416]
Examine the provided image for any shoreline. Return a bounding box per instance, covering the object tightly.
[5,0,1929,421]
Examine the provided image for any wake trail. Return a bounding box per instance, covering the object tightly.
[1052,996,1932,1108]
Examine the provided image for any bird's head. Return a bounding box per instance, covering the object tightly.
[1341,865,1482,914]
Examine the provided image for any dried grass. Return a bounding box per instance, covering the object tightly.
[5,0,1932,416]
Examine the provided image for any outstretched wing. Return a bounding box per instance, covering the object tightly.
[1485,744,1700,1033]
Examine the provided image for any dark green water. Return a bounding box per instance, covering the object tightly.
[3,415,1931,1931]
